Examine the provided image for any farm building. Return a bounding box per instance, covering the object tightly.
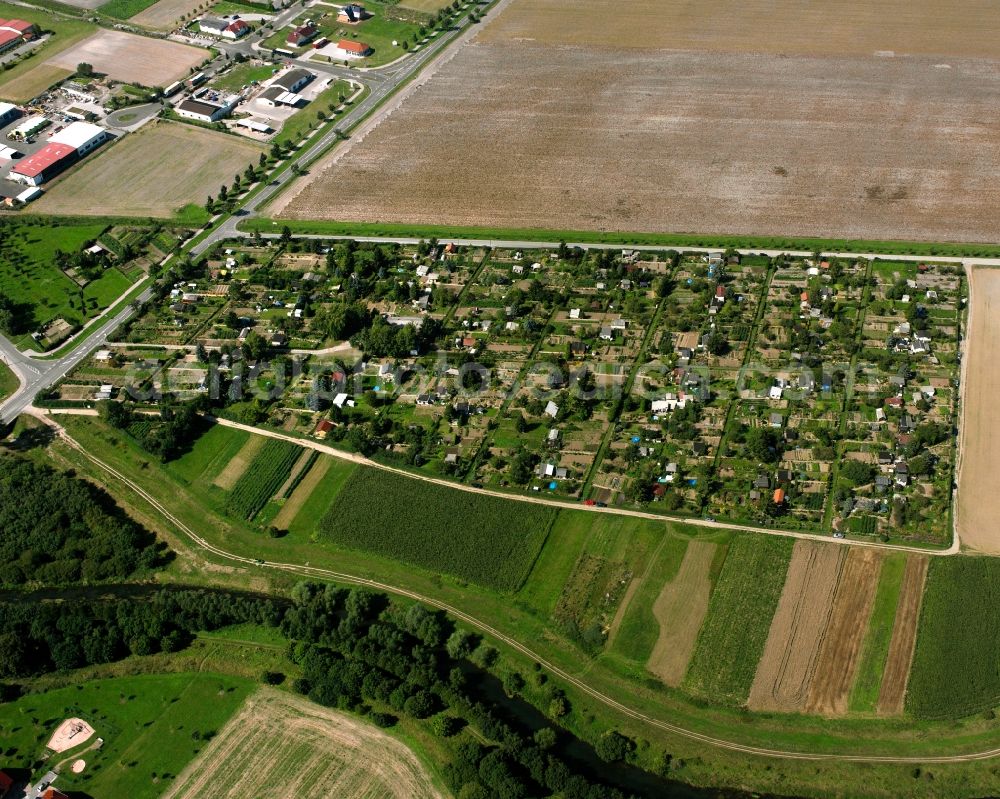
[258,86,304,107]
[338,3,369,22]
[336,38,373,57]
[273,68,314,93]
[199,16,251,38]
[287,23,318,46]
[0,101,20,126]
[176,97,235,123]
[0,18,36,54]
[50,121,110,156]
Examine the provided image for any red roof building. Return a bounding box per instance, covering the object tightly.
[42,789,70,799]
[225,19,250,37]
[337,38,372,56]
[10,142,75,185]
[287,23,317,45]
[1,19,36,34]
[773,488,785,504]
[0,770,13,797]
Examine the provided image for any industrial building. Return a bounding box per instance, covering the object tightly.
[9,121,110,186]
[272,68,314,93]
[198,16,251,38]
[0,18,36,54]
[176,97,235,123]
[0,101,20,127]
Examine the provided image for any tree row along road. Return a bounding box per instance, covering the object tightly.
[47,415,1000,764]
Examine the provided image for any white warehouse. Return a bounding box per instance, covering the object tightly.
[49,121,110,155]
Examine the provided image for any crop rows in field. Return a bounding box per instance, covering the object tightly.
[683,534,794,706]
[225,439,302,520]
[320,468,555,592]
[907,557,1000,719]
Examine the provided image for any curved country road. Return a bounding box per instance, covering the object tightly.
[49,418,1000,765]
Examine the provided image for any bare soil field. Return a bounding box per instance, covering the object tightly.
[748,542,844,713]
[646,541,716,686]
[213,432,266,490]
[35,121,262,218]
[956,268,1000,552]
[46,30,205,86]
[878,555,929,714]
[278,0,1000,243]
[273,456,330,528]
[131,0,205,29]
[805,548,883,715]
[162,689,445,799]
[478,0,1000,58]
[0,64,73,103]
[279,43,1000,242]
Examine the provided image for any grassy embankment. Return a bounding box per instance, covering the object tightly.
[46,415,1000,799]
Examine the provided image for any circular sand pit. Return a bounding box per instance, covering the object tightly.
[71,760,86,773]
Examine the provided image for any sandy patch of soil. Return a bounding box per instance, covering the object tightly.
[646,540,716,686]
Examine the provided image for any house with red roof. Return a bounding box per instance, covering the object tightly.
[287,22,318,46]
[0,770,13,798]
[336,38,372,57]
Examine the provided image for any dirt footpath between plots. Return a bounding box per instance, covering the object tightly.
[748,542,844,713]
[45,30,205,87]
[878,555,929,715]
[213,434,265,490]
[162,689,445,799]
[805,548,883,715]
[956,268,1000,554]
[646,541,715,686]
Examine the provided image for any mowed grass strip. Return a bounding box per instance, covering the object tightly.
[225,439,301,520]
[906,556,1000,719]
[849,552,907,713]
[610,534,690,662]
[286,456,356,536]
[320,468,555,592]
[683,534,794,706]
[0,673,252,799]
[0,360,18,402]
[34,121,263,219]
[167,423,251,485]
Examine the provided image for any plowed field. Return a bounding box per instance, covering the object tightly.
[748,542,843,712]
[277,0,1000,242]
[806,548,883,715]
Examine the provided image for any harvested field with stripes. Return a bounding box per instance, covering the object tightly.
[647,541,716,686]
[805,548,883,715]
[162,689,444,799]
[878,554,929,714]
[748,542,844,713]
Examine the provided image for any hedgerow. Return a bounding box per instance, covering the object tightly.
[225,439,301,520]
[319,468,555,592]
[907,557,1000,719]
